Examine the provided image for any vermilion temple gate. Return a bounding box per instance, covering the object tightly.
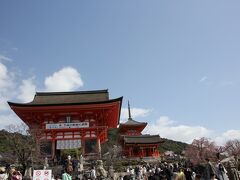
[8,90,122,159]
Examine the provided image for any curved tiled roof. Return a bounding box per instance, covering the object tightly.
[124,135,163,144]
[8,89,123,106]
[123,118,147,125]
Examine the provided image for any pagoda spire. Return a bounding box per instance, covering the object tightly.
[128,100,132,120]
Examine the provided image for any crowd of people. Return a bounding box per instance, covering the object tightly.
[118,159,229,180]
[59,155,230,180]
[0,157,232,180]
[0,166,22,180]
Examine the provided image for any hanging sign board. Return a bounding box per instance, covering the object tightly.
[46,122,89,129]
[56,139,81,149]
[33,170,52,180]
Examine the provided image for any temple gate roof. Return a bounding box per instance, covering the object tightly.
[8,89,122,106]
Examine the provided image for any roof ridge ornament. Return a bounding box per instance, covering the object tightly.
[128,100,133,120]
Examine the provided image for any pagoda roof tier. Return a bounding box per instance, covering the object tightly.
[124,135,164,144]
[119,101,147,133]
[120,118,147,126]
[119,118,147,133]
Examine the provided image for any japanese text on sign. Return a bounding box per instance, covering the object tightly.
[46,122,89,129]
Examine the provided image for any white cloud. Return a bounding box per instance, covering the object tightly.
[135,115,240,145]
[0,62,14,90]
[0,54,12,62]
[199,76,208,82]
[44,67,83,92]
[0,62,15,111]
[0,113,22,130]
[0,97,11,112]
[121,107,151,122]
[154,116,175,126]
[1,60,239,146]
[0,60,36,129]
[215,130,240,145]
[199,76,234,87]
[17,77,36,102]
[0,62,86,129]
[144,116,212,143]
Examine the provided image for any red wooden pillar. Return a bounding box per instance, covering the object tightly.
[51,131,56,159]
[51,140,55,159]
[148,147,151,157]
[141,147,144,158]
[129,147,132,157]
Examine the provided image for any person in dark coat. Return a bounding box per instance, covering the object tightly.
[184,168,193,180]
[202,158,214,180]
[123,174,131,180]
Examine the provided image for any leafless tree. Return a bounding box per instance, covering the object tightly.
[225,139,240,159]
[3,123,43,172]
[185,137,217,165]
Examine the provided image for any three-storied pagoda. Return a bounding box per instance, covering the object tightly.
[8,90,122,159]
[119,102,163,158]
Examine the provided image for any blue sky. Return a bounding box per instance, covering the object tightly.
[1,0,240,144]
